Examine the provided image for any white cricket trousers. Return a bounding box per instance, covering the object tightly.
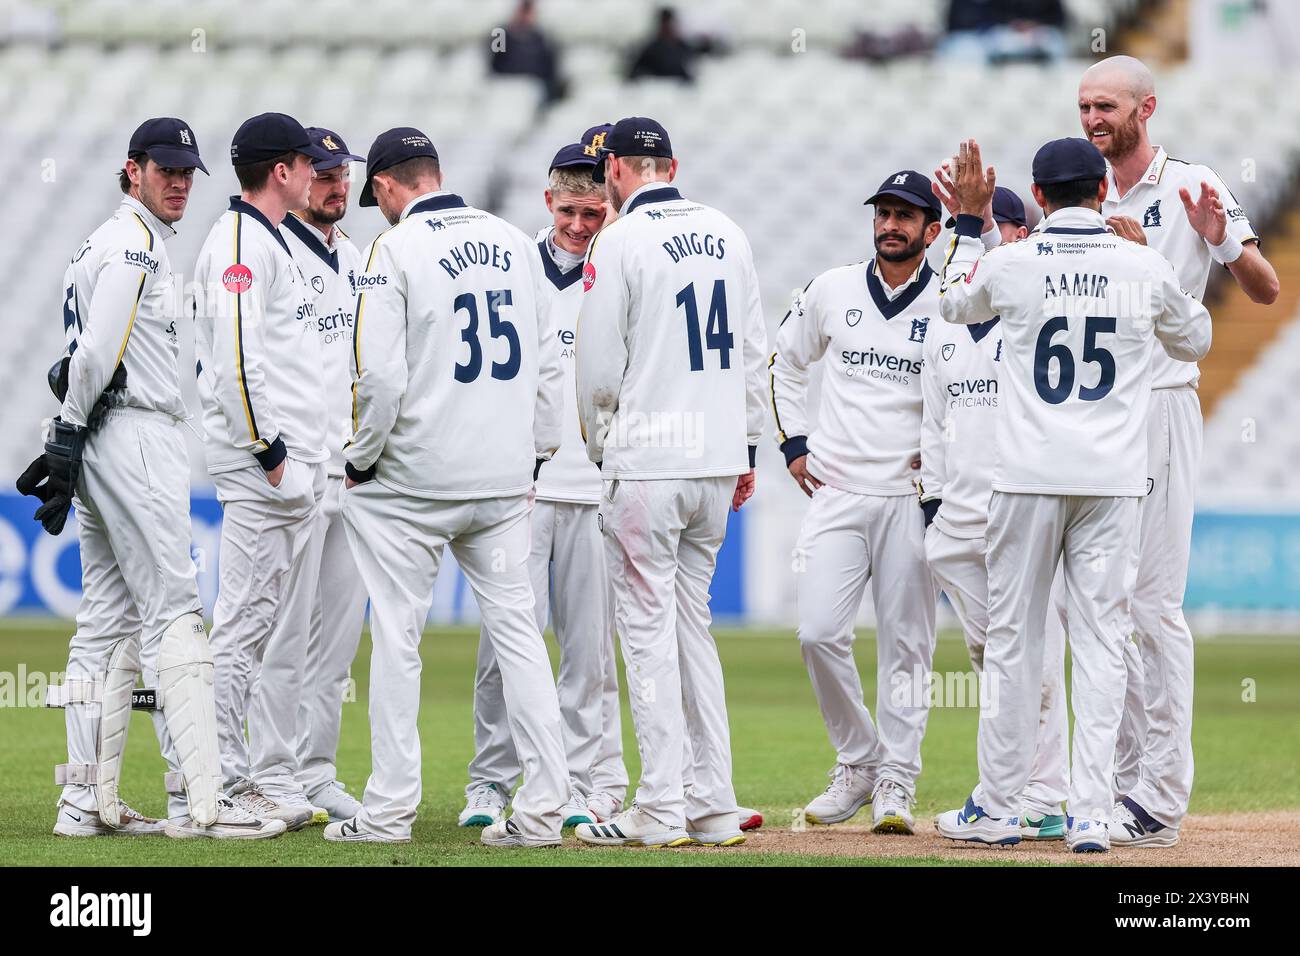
[925,526,1069,817]
[600,476,737,830]
[296,476,369,799]
[795,486,937,795]
[63,408,203,820]
[1124,386,1201,828]
[343,482,568,841]
[468,498,625,800]
[209,457,325,794]
[980,491,1140,822]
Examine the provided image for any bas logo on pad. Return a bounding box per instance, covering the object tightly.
[223,264,253,294]
[582,261,596,292]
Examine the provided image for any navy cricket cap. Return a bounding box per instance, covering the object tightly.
[1032,137,1106,185]
[944,186,1028,229]
[591,117,672,183]
[359,127,440,207]
[230,112,333,167]
[304,127,364,171]
[549,123,614,172]
[866,170,941,216]
[128,117,208,174]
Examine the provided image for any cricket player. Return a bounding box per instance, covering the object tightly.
[325,127,570,847]
[18,118,283,839]
[936,138,1212,853]
[193,112,335,830]
[772,171,941,835]
[279,127,369,824]
[461,125,628,830]
[573,117,768,848]
[1078,55,1279,846]
[924,180,1071,844]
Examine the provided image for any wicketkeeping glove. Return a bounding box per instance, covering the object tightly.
[15,418,87,536]
[48,357,128,431]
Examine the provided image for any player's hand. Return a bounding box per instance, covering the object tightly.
[732,469,755,511]
[1106,215,1146,245]
[788,455,823,498]
[267,461,285,488]
[601,200,618,229]
[1179,181,1227,245]
[933,162,995,231]
[952,139,996,218]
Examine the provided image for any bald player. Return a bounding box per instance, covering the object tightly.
[1078,55,1279,847]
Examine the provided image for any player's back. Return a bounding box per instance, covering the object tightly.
[356,195,548,499]
[968,211,1204,497]
[580,185,762,479]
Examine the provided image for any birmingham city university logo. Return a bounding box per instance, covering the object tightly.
[1037,241,1053,255]
[942,343,956,362]
[1143,199,1162,228]
[646,209,665,220]
[427,219,446,232]
[909,317,928,343]
[179,128,192,146]
[845,308,862,327]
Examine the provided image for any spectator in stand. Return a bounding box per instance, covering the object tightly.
[488,0,565,102]
[941,0,1068,64]
[629,7,695,82]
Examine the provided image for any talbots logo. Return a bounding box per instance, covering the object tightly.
[124,249,160,272]
[349,271,388,292]
[222,264,253,294]
[582,261,596,292]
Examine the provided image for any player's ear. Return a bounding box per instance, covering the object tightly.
[544,189,555,213]
[667,157,679,182]
[1097,177,1109,204]
[924,218,942,246]
[1031,183,1048,213]
[1140,92,1156,122]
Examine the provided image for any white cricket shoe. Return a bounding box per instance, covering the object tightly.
[309,781,363,824]
[323,815,410,844]
[1066,816,1110,853]
[687,811,746,847]
[587,791,623,823]
[481,818,562,848]
[561,787,595,827]
[231,784,313,832]
[935,795,1020,846]
[575,804,694,847]
[458,782,508,827]
[737,806,763,832]
[164,797,288,840]
[53,801,165,837]
[803,763,875,825]
[1111,797,1179,847]
[871,779,915,834]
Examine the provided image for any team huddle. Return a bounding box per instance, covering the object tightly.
[17,54,1277,852]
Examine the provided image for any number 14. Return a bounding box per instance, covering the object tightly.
[676,279,733,371]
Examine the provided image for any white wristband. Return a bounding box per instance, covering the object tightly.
[1209,232,1244,264]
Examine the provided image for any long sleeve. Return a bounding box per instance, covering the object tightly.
[739,238,769,462]
[529,246,563,461]
[206,236,285,468]
[918,334,947,504]
[768,278,826,465]
[575,227,629,465]
[346,236,408,475]
[61,236,158,429]
[1152,254,1213,363]
[939,215,998,327]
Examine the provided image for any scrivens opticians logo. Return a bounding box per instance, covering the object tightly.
[840,347,922,382]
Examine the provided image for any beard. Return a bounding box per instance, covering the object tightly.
[874,231,925,263]
[1095,109,1142,160]
[307,199,347,225]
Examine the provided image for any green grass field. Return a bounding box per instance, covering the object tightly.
[2,619,1297,866]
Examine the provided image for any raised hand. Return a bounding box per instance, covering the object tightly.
[952,139,996,218]
[1179,180,1227,245]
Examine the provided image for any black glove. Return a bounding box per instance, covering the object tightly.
[921,498,941,528]
[15,418,87,535]
[48,357,128,431]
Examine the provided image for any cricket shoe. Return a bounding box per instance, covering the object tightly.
[309,781,363,824]
[587,791,623,823]
[230,784,313,832]
[260,781,326,827]
[323,815,410,844]
[561,787,595,828]
[1066,816,1110,853]
[575,804,694,847]
[935,796,1020,846]
[481,818,562,848]
[687,812,746,847]
[54,801,165,837]
[164,797,288,840]
[738,806,763,831]
[802,763,875,825]
[1020,811,1067,841]
[458,782,508,827]
[1111,797,1179,848]
[871,779,915,835]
